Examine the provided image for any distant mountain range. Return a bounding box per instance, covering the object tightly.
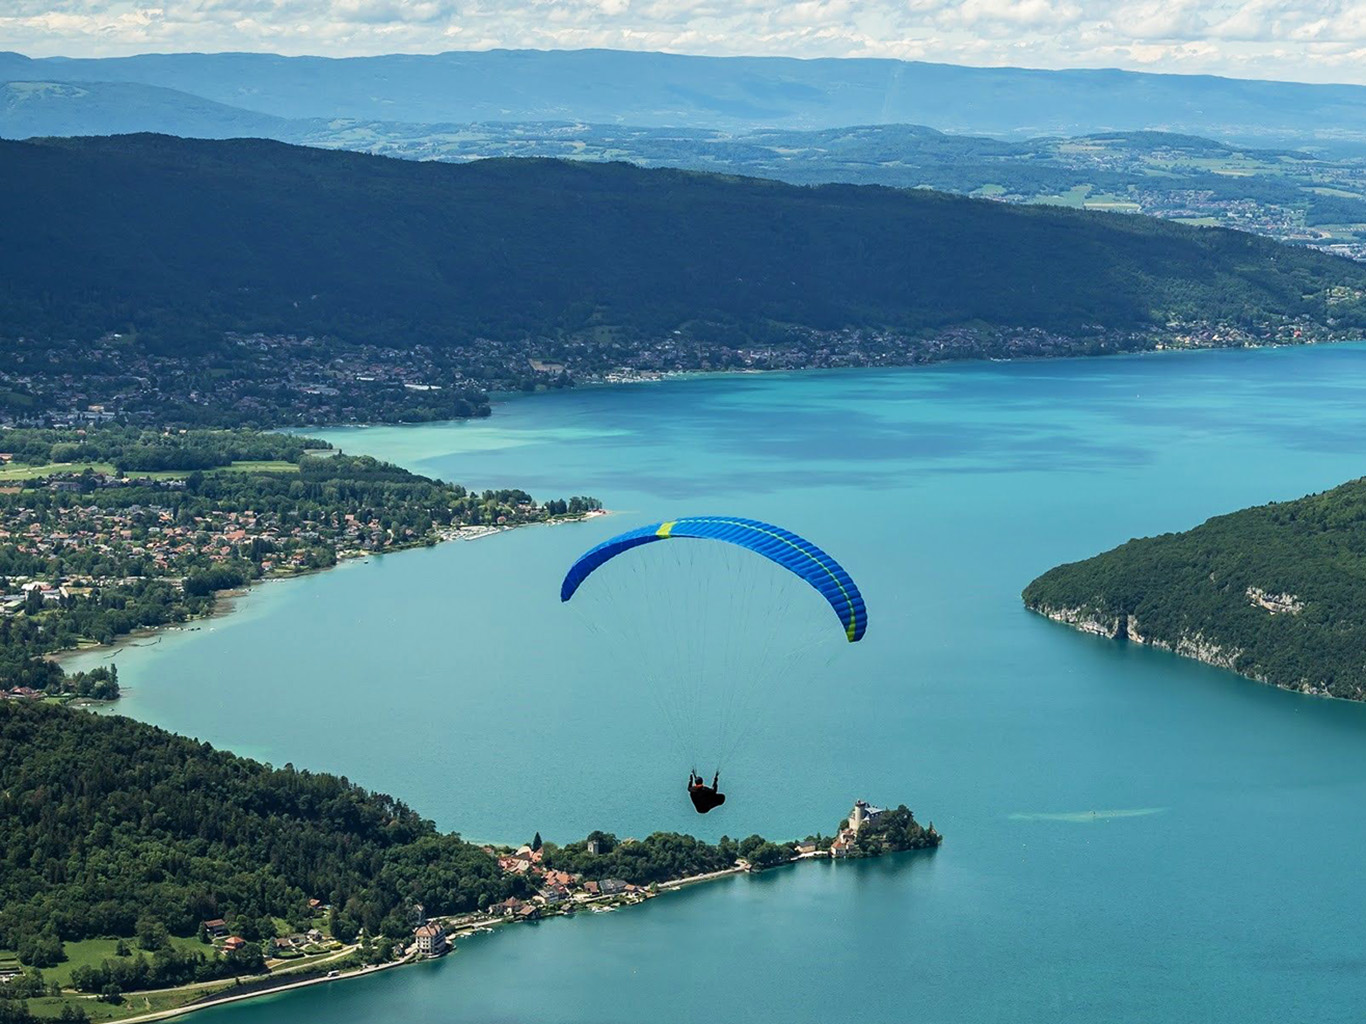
[2,133,1364,352]
[7,75,1366,260]
[4,48,1366,147]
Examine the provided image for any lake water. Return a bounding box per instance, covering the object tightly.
[74,345,1366,1023]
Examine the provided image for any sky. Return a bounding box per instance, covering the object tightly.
[4,0,1366,85]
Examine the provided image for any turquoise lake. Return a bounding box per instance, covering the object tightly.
[73,344,1366,1022]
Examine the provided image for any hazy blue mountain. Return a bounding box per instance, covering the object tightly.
[3,48,1366,146]
[0,80,294,139]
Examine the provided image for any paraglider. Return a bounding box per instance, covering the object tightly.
[688,770,725,814]
[561,516,866,814]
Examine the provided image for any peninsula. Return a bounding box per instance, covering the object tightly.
[0,425,601,699]
[1023,476,1366,700]
[0,700,940,1023]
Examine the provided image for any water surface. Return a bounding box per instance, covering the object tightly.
[77,345,1366,1023]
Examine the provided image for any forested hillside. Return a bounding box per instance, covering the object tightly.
[1023,478,1366,700]
[0,700,531,960]
[2,134,1365,354]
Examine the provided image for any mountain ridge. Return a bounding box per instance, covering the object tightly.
[4,48,1366,144]
[4,132,1365,353]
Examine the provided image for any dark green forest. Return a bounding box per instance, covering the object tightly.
[1023,477,1366,699]
[0,701,532,962]
[2,135,1365,352]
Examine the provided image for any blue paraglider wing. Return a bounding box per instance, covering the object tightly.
[560,516,867,642]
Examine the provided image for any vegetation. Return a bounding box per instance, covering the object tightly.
[67,942,265,995]
[0,427,325,474]
[541,831,739,884]
[272,122,1366,256]
[839,806,942,858]
[1023,476,1366,699]
[0,700,533,966]
[2,136,1364,398]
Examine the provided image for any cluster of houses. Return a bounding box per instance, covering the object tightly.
[0,686,44,700]
[485,843,643,924]
[397,843,647,956]
[201,915,327,958]
[0,496,355,580]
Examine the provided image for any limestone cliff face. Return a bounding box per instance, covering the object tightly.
[1030,604,1121,638]
[1028,603,1255,682]
[1026,601,1366,697]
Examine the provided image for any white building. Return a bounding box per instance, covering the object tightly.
[848,800,886,833]
[414,922,448,957]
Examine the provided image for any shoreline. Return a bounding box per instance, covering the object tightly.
[1027,604,1343,703]
[113,959,405,1024]
[56,843,938,1024]
[46,508,610,674]
[81,858,783,1024]
[545,335,1366,396]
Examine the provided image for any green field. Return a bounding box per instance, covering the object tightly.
[40,935,211,989]
[0,461,116,481]
[216,460,299,474]
[0,459,299,481]
[1029,185,1092,208]
[25,984,226,1022]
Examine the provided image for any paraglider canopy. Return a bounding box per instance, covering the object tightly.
[560,516,867,642]
[560,514,868,788]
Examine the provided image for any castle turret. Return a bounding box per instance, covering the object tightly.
[850,800,867,833]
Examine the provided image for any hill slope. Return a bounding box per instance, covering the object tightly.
[0,699,528,959]
[1023,478,1366,700]
[4,49,1366,146]
[3,133,1365,351]
[0,79,294,139]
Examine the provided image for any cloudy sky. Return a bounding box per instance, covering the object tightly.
[5,0,1366,84]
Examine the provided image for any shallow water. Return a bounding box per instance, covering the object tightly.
[77,345,1366,1022]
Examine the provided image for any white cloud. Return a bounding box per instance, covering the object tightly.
[3,0,1366,84]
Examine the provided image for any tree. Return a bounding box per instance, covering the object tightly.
[16,928,63,968]
[531,832,542,852]
[746,842,792,870]
[136,915,168,951]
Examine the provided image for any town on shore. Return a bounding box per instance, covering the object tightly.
[0,424,603,702]
[0,792,939,1024]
